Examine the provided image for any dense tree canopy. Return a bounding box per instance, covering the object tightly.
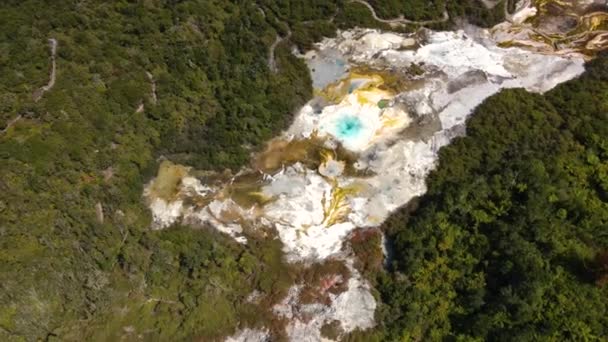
[376,54,608,341]
[0,1,337,340]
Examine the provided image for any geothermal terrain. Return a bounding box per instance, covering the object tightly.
[143,1,608,340]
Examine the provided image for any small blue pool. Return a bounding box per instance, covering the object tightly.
[335,115,363,140]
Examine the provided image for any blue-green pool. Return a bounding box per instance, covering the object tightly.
[335,115,363,140]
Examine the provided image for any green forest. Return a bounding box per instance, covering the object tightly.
[0,0,606,341]
[376,54,608,341]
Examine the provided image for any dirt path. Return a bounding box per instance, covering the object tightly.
[146,71,157,104]
[33,38,58,102]
[504,0,515,22]
[1,115,22,135]
[503,0,532,23]
[268,29,292,72]
[350,0,449,27]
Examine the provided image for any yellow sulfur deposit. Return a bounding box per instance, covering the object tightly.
[147,160,190,201]
[494,0,608,58]
[322,180,361,227]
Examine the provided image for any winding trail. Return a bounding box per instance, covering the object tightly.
[350,0,449,27]
[267,0,450,72]
[1,115,22,135]
[504,0,520,22]
[268,29,292,72]
[503,0,534,23]
[33,38,58,102]
[146,71,157,104]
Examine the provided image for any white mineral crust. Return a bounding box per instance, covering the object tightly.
[144,24,588,342]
